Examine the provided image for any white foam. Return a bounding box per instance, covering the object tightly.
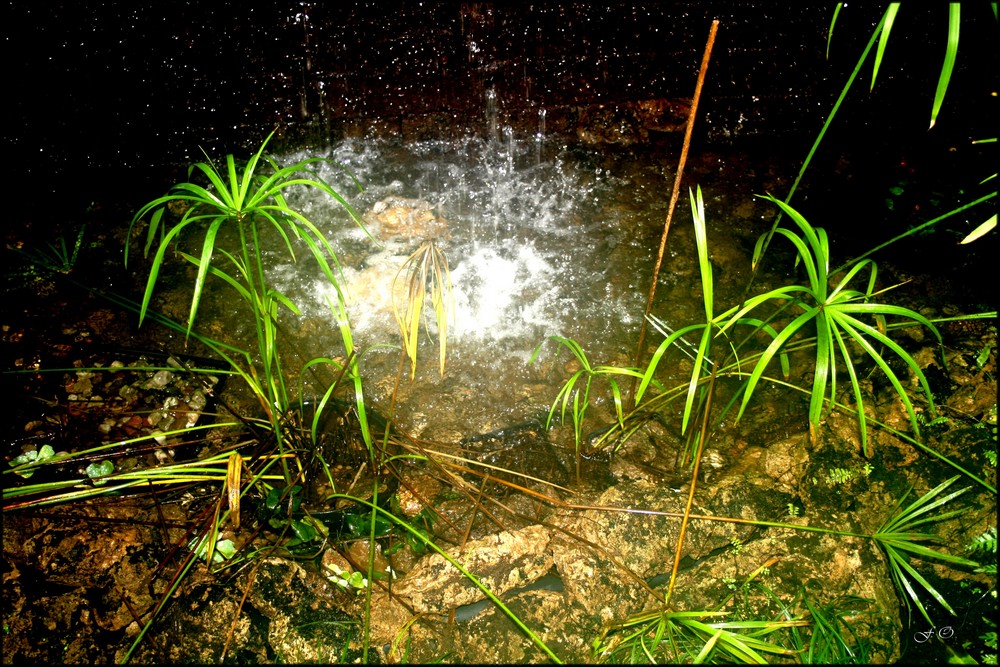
[271,136,625,361]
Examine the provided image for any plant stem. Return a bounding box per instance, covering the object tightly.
[630,19,719,409]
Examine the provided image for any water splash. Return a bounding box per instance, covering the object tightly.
[270,132,644,373]
[535,108,547,165]
[485,87,498,144]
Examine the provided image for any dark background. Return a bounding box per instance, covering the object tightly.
[4,2,997,301]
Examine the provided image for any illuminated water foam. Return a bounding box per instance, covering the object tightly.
[272,135,639,361]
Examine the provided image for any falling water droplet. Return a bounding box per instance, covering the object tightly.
[535,108,547,165]
[485,87,498,143]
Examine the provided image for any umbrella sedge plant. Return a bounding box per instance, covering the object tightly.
[715,193,943,457]
[559,187,947,463]
[126,129,375,482]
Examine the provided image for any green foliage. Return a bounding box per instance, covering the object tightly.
[975,342,995,371]
[325,562,369,594]
[7,444,57,479]
[127,130,365,338]
[262,484,328,550]
[873,476,980,626]
[127,131,374,481]
[189,534,237,564]
[593,607,799,664]
[829,3,965,130]
[83,460,114,485]
[718,194,942,455]
[966,526,997,576]
[560,187,943,464]
[825,6,998,247]
[10,224,86,276]
[531,335,643,479]
[827,467,855,486]
[791,594,874,664]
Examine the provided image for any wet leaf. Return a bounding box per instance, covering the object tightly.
[85,460,114,485]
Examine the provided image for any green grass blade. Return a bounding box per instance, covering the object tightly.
[761,195,829,290]
[255,207,299,262]
[929,4,960,129]
[885,544,956,623]
[690,186,714,320]
[237,130,274,205]
[638,320,707,403]
[693,628,723,663]
[179,250,252,304]
[809,313,835,437]
[713,284,808,336]
[960,213,996,244]
[881,537,978,567]
[737,307,817,423]
[833,314,926,437]
[137,217,203,325]
[186,217,227,337]
[335,494,563,663]
[878,476,970,534]
[267,287,303,317]
[681,326,713,435]
[826,3,844,60]
[830,323,871,455]
[837,301,943,346]
[226,153,240,208]
[827,257,876,303]
[872,3,901,90]
[190,160,235,210]
[731,317,791,378]
[329,293,373,459]
[771,228,820,293]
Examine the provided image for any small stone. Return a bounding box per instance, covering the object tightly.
[186,389,207,412]
[147,370,172,388]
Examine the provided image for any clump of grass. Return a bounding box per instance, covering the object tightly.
[392,239,453,379]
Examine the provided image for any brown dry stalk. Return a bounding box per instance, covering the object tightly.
[629,19,720,408]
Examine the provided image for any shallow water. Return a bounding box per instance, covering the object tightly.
[197,131,779,440]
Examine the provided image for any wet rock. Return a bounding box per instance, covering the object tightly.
[668,526,903,663]
[395,470,443,517]
[244,558,362,663]
[372,455,909,663]
[364,196,449,241]
[393,523,552,613]
[576,98,691,145]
